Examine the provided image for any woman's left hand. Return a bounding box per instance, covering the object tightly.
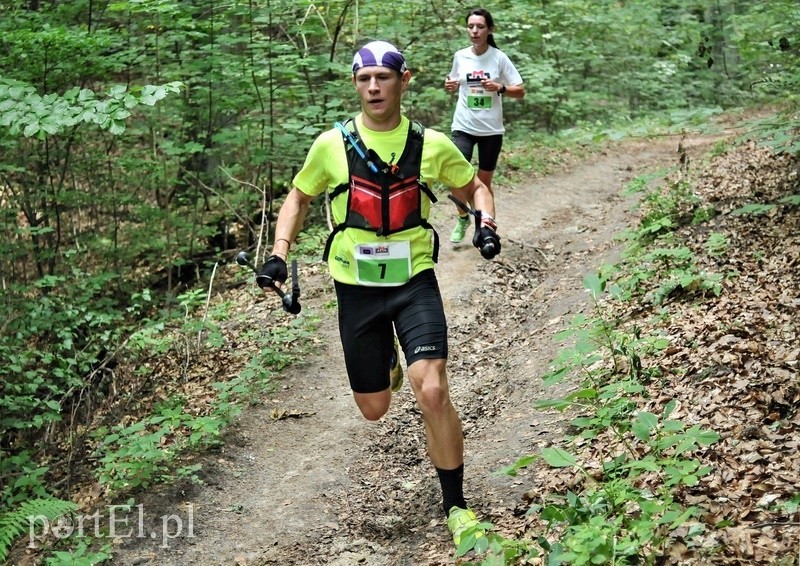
[481,79,501,92]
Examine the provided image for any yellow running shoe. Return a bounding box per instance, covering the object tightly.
[389,337,403,392]
[447,506,484,546]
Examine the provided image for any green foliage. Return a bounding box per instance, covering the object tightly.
[0,498,78,562]
[453,516,539,564]
[729,0,800,155]
[648,266,723,305]
[725,194,800,220]
[495,455,537,478]
[44,540,112,566]
[781,494,800,514]
[0,452,50,509]
[92,397,216,494]
[691,205,717,224]
[614,171,727,305]
[495,133,752,562]
[0,78,182,138]
[92,312,315,496]
[479,258,719,563]
[731,203,776,216]
[290,223,330,259]
[629,177,700,243]
[709,139,730,157]
[706,232,728,256]
[0,271,128,445]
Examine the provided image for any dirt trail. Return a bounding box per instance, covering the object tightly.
[112,136,708,565]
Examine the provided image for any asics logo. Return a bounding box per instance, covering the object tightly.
[414,345,437,354]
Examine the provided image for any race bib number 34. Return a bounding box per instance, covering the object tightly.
[355,241,412,286]
[467,93,492,109]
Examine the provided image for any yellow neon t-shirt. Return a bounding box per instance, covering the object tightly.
[292,114,475,285]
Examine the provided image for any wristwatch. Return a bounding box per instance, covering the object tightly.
[498,84,507,94]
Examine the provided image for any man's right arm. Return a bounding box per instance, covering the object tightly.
[258,187,314,289]
[270,129,340,259]
[271,188,314,260]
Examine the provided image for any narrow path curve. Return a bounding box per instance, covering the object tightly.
[113,136,709,565]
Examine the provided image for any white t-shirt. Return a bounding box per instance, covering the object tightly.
[448,46,523,136]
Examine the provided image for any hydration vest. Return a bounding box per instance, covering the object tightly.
[322,118,440,262]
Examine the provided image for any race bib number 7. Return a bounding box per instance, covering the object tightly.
[355,241,412,287]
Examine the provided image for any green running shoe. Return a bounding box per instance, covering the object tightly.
[447,506,485,546]
[450,215,470,243]
[389,337,403,392]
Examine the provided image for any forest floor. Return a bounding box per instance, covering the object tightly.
[19,122,798,565]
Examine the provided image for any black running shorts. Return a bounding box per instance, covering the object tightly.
[334,269,448,393]
[451,130,504,172]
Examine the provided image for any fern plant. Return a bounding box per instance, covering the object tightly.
[0,497,78,562]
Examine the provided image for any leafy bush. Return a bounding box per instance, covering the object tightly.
[0,271,128,447]
[92,397,218,495]
[0,498,78,562]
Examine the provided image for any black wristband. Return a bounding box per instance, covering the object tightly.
[499,84,507,94]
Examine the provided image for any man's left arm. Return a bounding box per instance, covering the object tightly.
[457,176,494,220]
[455,175,501,259]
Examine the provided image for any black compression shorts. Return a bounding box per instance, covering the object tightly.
[452,130,504,172]
[334,269,448,394]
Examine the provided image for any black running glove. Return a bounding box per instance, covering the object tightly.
[472,213,501,260]
[257,255,288,288]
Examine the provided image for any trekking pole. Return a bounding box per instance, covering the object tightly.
[447,195,500,259]
[236,251,302,314]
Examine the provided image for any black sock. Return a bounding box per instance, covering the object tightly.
[436,464,466,516]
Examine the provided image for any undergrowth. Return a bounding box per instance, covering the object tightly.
[454,140,731,565]
[0,272,319,562]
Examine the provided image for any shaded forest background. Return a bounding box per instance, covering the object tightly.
[0,0,798,563]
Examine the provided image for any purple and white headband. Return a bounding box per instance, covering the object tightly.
[352,41,407,74]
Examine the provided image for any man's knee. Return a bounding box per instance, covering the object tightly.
[353,391,391,421]
[417,381,450,414]
[409,359,451,413]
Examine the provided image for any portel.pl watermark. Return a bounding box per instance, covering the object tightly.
[28,504,195,549]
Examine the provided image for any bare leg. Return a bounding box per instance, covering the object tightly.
[352,389,391,421]
[406,358,463,469]
[450,185,470,217]
[476,168,494,200]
